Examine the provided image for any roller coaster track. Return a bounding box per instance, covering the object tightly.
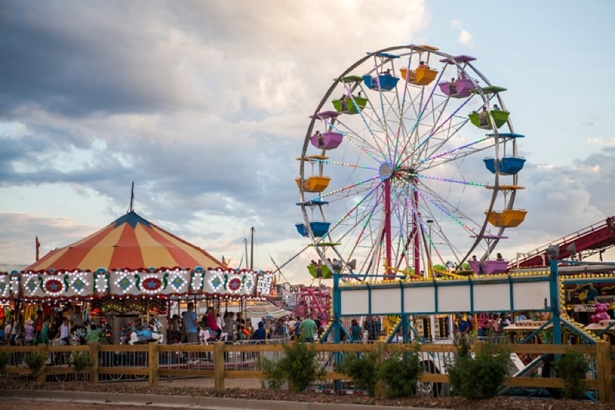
[510,216,615,268]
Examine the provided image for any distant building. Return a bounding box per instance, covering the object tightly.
[0,264,28,272]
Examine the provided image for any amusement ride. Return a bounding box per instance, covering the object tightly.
[296,44,526,281]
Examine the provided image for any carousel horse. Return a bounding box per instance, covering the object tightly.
[197,328,228,344]
[69,326,87,345]
[126,318,164,345]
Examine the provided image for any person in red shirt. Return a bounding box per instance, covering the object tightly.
[34,310,43,343]
[418,61,428,69]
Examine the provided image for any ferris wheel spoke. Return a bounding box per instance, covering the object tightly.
[338,83,388,162]
[372,65,393,159]
[391,188,415,271]
[397,178,474,234]
[394,186,448,268]
[392,56,415,162]
[400,172,487,188]
[324,179,384,236]
[398,96,474,165]
[415,116,476,165]
[417,182,487,235]
[414,195,465,263]
[419,140,500,170]
[415,135,492,168]
[322,118,384,163]
[309,157,378,171]
[342,189,385,271]
[309,175,381,203]
[394,67,447,163]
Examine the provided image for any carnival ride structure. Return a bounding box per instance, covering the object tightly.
[510,216,615,269]
[0,211,274,345]
[295,45,526,282]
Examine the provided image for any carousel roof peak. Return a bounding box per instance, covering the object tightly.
[24,210,224,273]
[113,211,152,230]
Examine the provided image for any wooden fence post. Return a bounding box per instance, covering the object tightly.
[149,342,159,386]
[89,342,99,383]
[287,341,294,391]
[214,342,225,391]
[376,341,386,399]
[38,343,47,382]
[596,342,613,403]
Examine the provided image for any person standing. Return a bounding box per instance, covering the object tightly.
[456,315,470,341]
[299,313,317,343]
[364,316,379,341]
[292,316,302,340]
[223,312,239,340]
[349,319,362,342]
[250,321,269,342]
[182,303,199,343]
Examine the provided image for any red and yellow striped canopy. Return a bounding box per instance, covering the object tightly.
[26,212,223,272]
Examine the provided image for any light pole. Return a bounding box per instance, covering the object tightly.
[426,219,433,276]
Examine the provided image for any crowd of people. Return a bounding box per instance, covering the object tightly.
[1,305,88,346]
[165,304,328,345]
[1,300,549,348]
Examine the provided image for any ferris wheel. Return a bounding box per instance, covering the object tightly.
[296,45,527,279]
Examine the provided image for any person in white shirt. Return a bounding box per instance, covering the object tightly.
[55,318,70,344]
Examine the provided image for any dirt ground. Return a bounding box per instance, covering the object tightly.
[3,399,193,410]
[1,379,615,410]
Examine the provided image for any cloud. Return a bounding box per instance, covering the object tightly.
[458,29,474,47]
[588,138,615,146]
[450,19,473,48]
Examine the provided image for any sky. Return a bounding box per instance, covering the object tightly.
[1,1,614,283]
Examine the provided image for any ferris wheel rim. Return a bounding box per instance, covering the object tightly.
[298,44,518,276]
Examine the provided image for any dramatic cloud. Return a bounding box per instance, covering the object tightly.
[0,1,431,282]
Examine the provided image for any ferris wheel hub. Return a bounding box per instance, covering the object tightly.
[379,162,396,180]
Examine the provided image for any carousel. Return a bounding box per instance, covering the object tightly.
[0,211,274,345]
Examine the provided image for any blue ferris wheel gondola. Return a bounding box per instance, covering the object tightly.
[483,157,526,176]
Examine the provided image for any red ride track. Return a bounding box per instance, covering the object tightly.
[511,216,615,268]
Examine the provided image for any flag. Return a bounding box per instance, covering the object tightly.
[36,236,40,261]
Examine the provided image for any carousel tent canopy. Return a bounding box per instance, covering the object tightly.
[25,211,224,273]
[246,302,291,319]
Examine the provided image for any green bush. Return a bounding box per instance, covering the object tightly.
[0,351,10,375]
[335,350,379,397]
[24,352,46,379]
[259,356,285,390]
[447,337,512,399]
[378,346,423,398]
[258,338,323,392]
[69,351,90,373]
[554,349,588,400]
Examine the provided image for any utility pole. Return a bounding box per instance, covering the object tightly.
[250,227,254,270]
